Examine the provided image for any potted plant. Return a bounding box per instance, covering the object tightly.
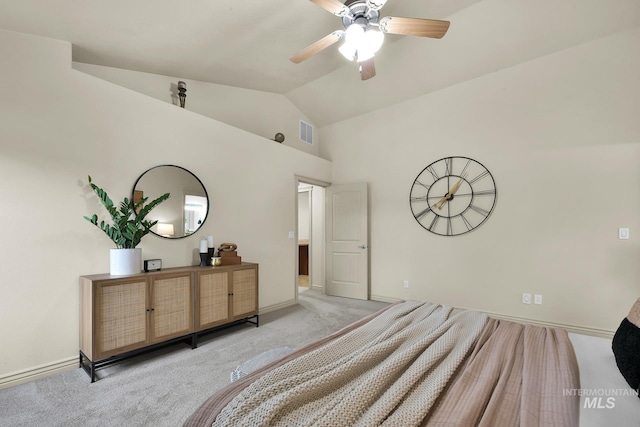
[84,175,170,275]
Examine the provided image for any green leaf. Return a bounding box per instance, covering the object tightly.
[84,175,170,248]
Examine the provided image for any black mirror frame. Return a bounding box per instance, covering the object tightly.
[132,164,209,239]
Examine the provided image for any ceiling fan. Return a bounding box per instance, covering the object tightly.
[290,0,451,80]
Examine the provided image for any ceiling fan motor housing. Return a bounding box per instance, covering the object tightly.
[342,0,380,30]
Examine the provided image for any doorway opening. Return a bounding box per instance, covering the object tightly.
[296,179,326,299]
[184,194,207,236]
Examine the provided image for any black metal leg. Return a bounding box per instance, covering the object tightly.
[79,350,97,383]
[78,316,260,382]
[191,334,198,349]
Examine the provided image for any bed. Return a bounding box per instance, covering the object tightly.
[184,300,580,426]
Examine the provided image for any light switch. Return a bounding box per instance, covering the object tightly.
[288,231,295,239]
[619,228,630,240]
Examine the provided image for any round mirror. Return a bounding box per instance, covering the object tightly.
[132,165,209,239]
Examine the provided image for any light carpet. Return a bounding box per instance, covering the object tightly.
[0,291,389,427]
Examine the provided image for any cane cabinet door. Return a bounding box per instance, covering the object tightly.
[231,267,258,320]
[149,272,194,344]
[94,278,148,359]
[196,270,230,331]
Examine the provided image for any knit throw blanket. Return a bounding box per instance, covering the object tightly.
[184,301,579,427]
[213,301,485,426]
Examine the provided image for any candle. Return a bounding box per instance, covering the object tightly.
[207,235,214,248]
[199,239,207,253]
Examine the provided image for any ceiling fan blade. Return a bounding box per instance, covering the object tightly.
[309,0,350,16]
[290,31,344,64]
[359,57,376,80]
[379,17,450,39]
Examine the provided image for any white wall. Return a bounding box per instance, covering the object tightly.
[0,28,331,386]
[321,27,640,336]
[297,188,310,241]
[73,62,322,157]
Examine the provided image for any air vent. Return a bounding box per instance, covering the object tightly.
[299,120,313,145]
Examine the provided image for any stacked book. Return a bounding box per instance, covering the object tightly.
[220,250,241,265]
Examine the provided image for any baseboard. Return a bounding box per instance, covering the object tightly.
[481,310,615,338]
[0,356,78,390]
[259,298,297,315]
[370,294,402,304]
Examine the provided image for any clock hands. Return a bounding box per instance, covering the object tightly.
[411,157,496,236]
[431,196,449,210]
[432,174,468,210]
[449,173,468,195]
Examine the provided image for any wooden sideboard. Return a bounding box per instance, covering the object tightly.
[79,262,258,382]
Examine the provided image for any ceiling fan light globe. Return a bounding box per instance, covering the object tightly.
[363,29,384,53]
[356,49,374,62]
[339,42,357,61]
[345,24,365,45]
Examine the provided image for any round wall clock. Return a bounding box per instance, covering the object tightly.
[409,156,497,236]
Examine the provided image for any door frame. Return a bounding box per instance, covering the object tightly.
[294,175,329,302]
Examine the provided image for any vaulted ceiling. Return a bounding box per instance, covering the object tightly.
[1,0,638,126]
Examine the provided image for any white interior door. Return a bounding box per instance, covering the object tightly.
[325,183,369,300]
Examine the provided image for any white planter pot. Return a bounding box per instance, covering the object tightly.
[110,248,142,276]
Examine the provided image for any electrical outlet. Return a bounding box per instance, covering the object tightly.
[619,228,630,240]
[534,294,543,305]
[522,293,531,304]
[403,280,409,289]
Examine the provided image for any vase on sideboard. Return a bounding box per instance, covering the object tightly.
[110,248,142,276]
